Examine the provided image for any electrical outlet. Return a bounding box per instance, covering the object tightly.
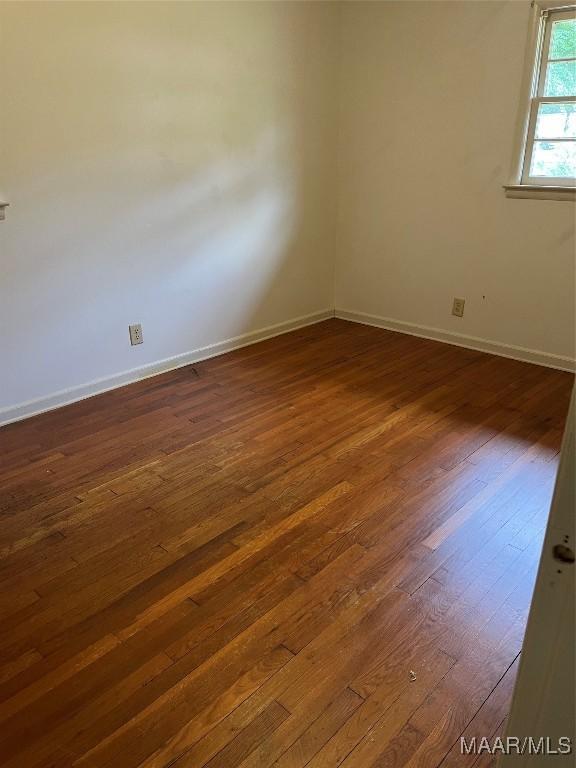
[129,324,143,345]
[452,298,465,318]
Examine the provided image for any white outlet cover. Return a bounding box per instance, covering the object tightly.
[129,324,143,345]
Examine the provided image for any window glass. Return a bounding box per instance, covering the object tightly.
[544,60,576,97]
[529,140,576,177]
[535,103,576,139]
[549,18,576,59]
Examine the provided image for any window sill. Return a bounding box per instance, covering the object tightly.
[503,185,576,201]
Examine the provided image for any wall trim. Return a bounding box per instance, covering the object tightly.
[335,309,576,373]
[0,309,335,427]
[3,306,573,427]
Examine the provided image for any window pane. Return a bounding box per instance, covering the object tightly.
[549,19,576,60]
[544,60,576,97]
[529,140,576,178]
[535,103,576,139]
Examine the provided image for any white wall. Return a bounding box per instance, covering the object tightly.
[0,1,339,415]
[336,0,575,363]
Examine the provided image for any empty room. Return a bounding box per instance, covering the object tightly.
[1,1,575,766]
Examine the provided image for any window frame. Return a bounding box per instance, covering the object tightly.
[506,1,576,200]
[522,7,576,186]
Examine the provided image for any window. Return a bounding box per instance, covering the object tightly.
[523,6,576,186]
[507,3,576,197]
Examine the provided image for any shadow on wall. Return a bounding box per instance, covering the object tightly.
[0,1,337,410]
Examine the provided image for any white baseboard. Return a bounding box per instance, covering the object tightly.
[336,309,576,373]
[0,309,335,427]
[3,306,572,427]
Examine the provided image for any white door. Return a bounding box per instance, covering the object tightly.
[500,388,575,764]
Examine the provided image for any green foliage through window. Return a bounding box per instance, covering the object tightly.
[549,19,576,59]
[533,15,576,179]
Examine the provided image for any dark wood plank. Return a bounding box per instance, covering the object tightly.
[0,319,572,768]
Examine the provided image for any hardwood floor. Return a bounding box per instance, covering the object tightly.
[0,318,573,768]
